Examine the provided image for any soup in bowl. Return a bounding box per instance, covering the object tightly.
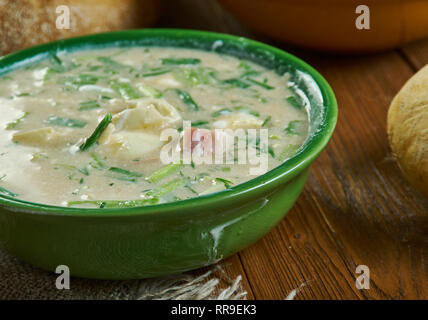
[0,29,337,279]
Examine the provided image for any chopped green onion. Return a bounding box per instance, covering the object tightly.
[284,120,306,135]
[185,183,198,195]
[238,61,261,77]
[146,178,186,198]
[107,167,142,183]
[103,68,118,75]
[141,68,171,77]
[175,89,200,111]
[262,115,272,127]
[79,100,100,111]
[6,112,29,130]
[0,75,13,81]
[233,106,260,117]
[110,80,141,100]
[59,74,99,87]
[79,113,112,151]
[215,178,233,189]
[181,174,198,195]
[47,54,79,74]
[192,120,210,128]
[245,78,274,90]
[50,54,64,70]
[222,78,250,88]
[0,186,18,197]
[286,95,304,110]
[195,173,210,181]
[268,146,275,158]
[74,54,97,62]
[13,92,31,98]
[172,67,213,87]
[31,152,49,160]
[87,65,103,72]
[106,175,139,183]
[97,56,134,72]
[54,163,76,170]
[89,153,105,169]
[148,163,183,183]
[68,197,159,208]
[211,108,232,117]
[137,84,162,98]
[161,58,201,65]
[78,167,90,176]
[45,115,87,128]
[108,167,143,178]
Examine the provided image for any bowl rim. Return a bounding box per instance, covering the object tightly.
[0,28,337,217]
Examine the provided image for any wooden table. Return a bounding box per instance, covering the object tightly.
[157,0,428,300]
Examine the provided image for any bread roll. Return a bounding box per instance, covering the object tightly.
[387,65,428,198]
[0,0,161,55]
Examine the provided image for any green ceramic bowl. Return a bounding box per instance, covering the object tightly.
[0,29,337,279]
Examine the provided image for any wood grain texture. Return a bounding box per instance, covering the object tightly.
[157,0,428,300]
[401,39,428,70]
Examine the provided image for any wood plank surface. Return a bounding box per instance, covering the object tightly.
[157,0,428,300]
[401,39,428,70]
[239,51,428,300]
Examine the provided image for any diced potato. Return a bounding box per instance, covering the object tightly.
[151,74,181,88]
[105,98,131,114]
[12,127,67,146]
[98,123,115,145]
[213,113,263,129]
[100,130,164,161]
[112,98,181,131]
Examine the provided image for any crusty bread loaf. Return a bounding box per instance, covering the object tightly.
[387,65,428,198]
[0,0,161,55]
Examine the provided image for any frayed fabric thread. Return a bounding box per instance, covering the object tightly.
[0,250,247,300]
[137,266,247,300]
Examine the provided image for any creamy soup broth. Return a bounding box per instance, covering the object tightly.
[0,47,308,208]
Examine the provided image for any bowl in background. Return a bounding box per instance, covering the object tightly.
[218,0,428,52]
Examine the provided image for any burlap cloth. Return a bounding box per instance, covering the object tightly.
[0,249,246,300]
